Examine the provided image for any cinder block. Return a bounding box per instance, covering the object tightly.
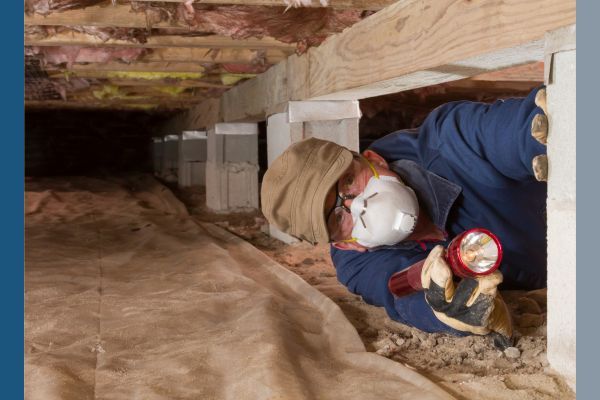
[178,161,206,187]
[304,118,360,152]
[161,135,179,182]
[546,33,576,391]
[224,135,258,164]
[206,161,258,211]
[152,137,163,176]
[205,123,259,211]
[179,131,207,162]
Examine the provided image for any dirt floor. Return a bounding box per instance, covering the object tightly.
[175,185,575,400]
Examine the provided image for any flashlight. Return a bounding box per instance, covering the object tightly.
[388,228,503,298]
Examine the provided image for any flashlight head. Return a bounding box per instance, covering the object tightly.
[447,228,503,278]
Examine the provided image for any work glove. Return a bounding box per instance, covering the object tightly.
[421,245,513,349]
[531,88,549,182]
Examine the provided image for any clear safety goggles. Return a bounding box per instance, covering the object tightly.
[326,155,379,242]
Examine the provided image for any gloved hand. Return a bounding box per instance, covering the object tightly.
[420,245,513,348]
[531,88,549,181]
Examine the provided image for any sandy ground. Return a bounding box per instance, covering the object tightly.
[176,186,575,400]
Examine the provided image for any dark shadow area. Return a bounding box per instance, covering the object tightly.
[359,79,541,151]
[25,109,176,176]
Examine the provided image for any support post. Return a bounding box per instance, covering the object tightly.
[161,134,179,183]
[206,123,259,211]
[152,137,163,178]
[178,131,207,188]
[265,101,360,243]
[545,24,576,391]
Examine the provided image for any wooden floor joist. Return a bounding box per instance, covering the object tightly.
[164,0,575,130]
[25,99,203,110]
[35,47,285,65]
[25,4,173,29]
[141,47,287,64]
[25,32,297,51]
[47,74,230,89]
[52,61,208,73]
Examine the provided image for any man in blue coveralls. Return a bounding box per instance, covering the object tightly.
[260,87,549,349]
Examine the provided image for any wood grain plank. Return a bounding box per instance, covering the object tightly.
[25,31,296,51]
[307,0,575,99]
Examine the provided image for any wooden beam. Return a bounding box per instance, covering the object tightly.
[47,73,230,89]
[140,47,282,64]
[132,0,395,10]
[142,47,286,64]
[24,31,296,51]
[24,4,174,29]
[470,61,544,82]
[163,97,221,131]
[33,46,285,65]
[25,99,202,110]
[306,0,574,100]
[212,0,575,122]
[53,61,207,73]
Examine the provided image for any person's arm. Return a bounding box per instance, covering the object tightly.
[420,86,547,182]
[330,245,467,335]
[370,86,547,183]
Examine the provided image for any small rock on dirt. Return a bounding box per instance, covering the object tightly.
[504,347,521,359]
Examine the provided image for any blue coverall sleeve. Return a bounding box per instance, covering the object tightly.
[418,86,547,182]
[331,246,467,335]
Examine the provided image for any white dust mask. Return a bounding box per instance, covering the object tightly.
[349,175,419,248]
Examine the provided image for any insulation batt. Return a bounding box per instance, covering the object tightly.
[178,5,362,52]
[27,25,149,44]
[130,3,362,53]
[71,26,149,43]
[25,0,105,16]
[222,63,270,74]
[26,46,145,68]
[51,77,91,101]
[283,0,329,10]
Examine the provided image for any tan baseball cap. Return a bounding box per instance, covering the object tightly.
[261,138,353,244]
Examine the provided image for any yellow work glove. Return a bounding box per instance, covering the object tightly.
[532,87,549,182]
[421,245,513,348]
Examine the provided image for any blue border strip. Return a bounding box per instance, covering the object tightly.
[3,0,24,396]
[578,0,598,398]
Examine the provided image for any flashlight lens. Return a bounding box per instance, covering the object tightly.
[459,232,499,273]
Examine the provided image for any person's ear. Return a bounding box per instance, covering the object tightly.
[332,241,368,253]
[362,149,389,169]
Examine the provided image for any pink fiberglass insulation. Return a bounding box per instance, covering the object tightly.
[25,0,106,16]
[51,77,92,101]
[179,5,363,51]
[26,46,146,68]
[222,63,270,74]
[70,26,149,43]
[26,25,149,43]
[130,3,364,53]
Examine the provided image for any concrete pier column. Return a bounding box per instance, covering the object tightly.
[266,100,361,243]
[151,137,163,178]
[161,134,179,183]
[178,130,207,188]
[206,123,259,211]
[545,25,576,391]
